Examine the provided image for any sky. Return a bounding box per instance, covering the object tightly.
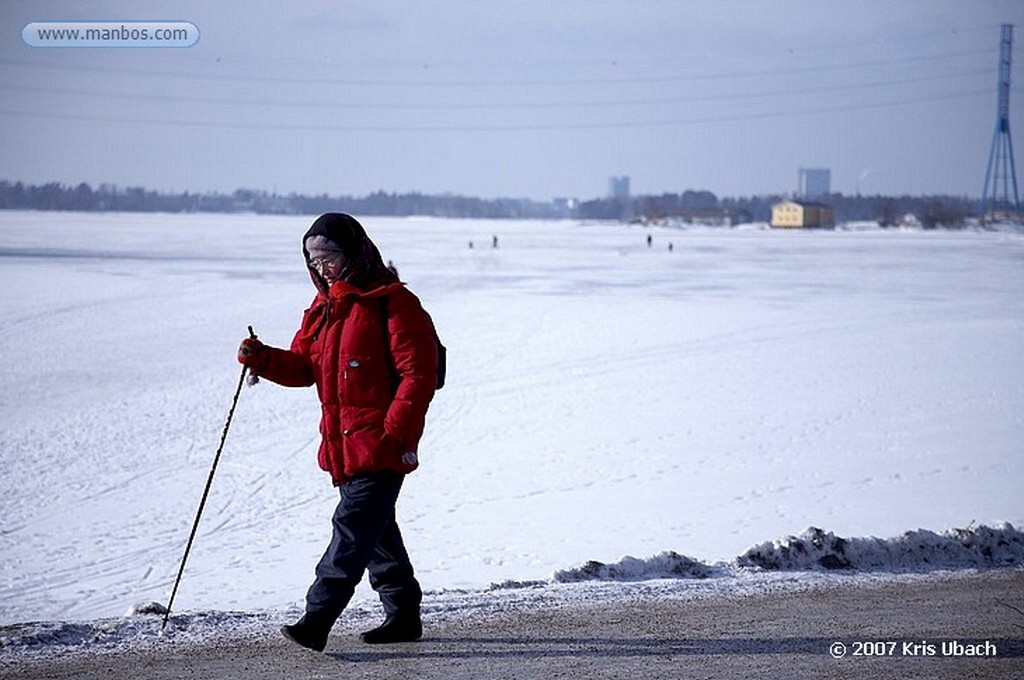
[2,1,1023,201]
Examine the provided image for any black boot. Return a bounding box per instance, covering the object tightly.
[281,612,335,652]
[359,614,422,644]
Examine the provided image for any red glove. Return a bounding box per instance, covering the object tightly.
[237,337,269,372]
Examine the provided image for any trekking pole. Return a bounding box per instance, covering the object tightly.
[162,326,257,630]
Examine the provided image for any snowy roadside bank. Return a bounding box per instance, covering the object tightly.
[2,522,1022,665]
[2,568,1021,679]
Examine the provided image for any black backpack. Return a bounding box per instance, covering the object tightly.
[433,332,447,390]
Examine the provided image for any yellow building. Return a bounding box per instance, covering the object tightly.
[771,200,835,229]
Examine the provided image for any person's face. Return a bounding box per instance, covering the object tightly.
[309,252,347,283]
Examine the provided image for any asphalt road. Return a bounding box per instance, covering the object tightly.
[3,569,1022,679]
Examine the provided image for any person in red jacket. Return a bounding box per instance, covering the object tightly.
[238,213,439,652]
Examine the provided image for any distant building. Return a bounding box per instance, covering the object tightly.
[771,200,835,229]
[552,197,577,218]
[608,176,630,199]
[798,168,831,200]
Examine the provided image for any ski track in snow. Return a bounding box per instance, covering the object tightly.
[1,212,1023,630]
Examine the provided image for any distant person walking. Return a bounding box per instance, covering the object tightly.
[237,213,439,652]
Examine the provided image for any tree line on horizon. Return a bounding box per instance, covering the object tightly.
[0,180,978,228]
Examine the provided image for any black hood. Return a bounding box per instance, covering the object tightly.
[302,213,397,293]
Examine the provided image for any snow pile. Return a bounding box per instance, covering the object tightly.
[0,614,162,654]
[0,621,110,652]
[0,607,283,658]
[122,601,168,617]
[549,524,1024,583]
[738,523,1024,572]
[554,551,723,582]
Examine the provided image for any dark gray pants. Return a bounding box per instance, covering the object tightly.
[305,471,422,621]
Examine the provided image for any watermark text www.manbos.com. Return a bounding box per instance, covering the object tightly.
[829,639,1003,659]
[23,22,199,48]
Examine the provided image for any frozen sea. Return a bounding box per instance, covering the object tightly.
[1,211,1022,644]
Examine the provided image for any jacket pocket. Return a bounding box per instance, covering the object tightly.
[338,408,382,470]
[341,354,390,406]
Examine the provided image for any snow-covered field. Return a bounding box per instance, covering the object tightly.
[1,211,1022,641]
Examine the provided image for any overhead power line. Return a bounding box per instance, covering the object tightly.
[0,47,993,88]
[0,67,991,111]
[0,87,989,133]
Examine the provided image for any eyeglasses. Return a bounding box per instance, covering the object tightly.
[309,254,347,278]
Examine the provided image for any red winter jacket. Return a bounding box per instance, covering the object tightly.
[256,279,438,484]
